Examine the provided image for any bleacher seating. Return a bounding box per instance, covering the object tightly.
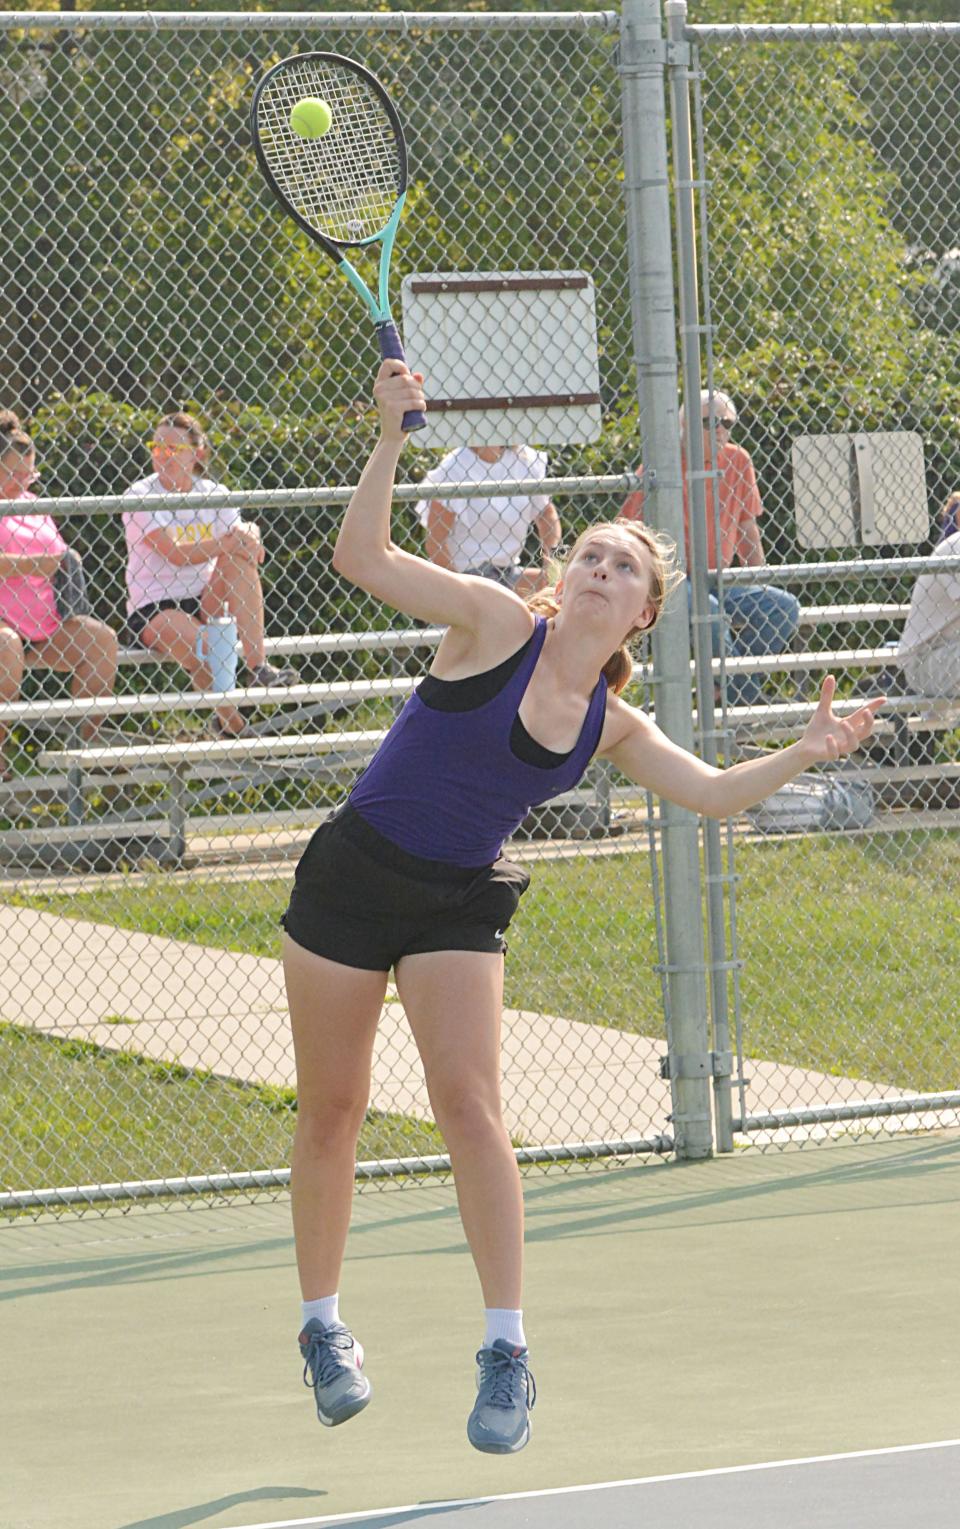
[3,594,958,872]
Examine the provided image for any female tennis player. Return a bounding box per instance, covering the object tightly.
[282,361,884,1454]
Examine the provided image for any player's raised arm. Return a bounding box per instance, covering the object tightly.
[333,363,529,634]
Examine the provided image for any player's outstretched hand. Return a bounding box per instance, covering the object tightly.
[800,675,885,763]
[373,361,426,445]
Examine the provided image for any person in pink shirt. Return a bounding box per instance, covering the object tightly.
[621,390,799,704]
[0,413,118,777]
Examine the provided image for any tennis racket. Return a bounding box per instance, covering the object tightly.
[250,51,427,432]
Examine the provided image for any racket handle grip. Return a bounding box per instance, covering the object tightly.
[376,322,427,433]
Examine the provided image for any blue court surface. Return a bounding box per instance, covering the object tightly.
[233,1442,960,1529]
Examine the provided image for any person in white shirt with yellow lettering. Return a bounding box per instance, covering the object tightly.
[122,412,295,735]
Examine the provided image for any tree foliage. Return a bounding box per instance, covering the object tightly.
[687,0,960,544]
[1,0,959,570]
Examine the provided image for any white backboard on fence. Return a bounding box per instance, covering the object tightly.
[400,270,602,448]
[792,431,929,548]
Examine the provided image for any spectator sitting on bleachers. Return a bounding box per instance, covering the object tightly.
[122,412,296,737]
[416,443,561,598]
[620,389,800,705]
[0,411,118,778]
[897,526,960,698]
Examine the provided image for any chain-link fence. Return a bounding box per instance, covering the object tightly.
[0,6,686,1216]
[680,16,960,1150]
[4,5,960,1216]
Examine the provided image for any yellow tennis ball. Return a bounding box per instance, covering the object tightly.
[290,97,332,139]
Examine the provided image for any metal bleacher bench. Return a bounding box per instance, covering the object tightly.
[707,600,960,814]
[798,601,909,628]
[709,600,958,739]
[8,599,958,869]
[4,627,442,867]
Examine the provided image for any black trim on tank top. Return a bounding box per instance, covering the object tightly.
[509,713,575,768]
[417,629,536,712]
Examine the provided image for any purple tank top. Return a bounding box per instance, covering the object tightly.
[349,616,608,866]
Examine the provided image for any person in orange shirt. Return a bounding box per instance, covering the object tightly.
[621,389,799,704]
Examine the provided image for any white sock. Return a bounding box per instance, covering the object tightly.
[301,1293,340,1331]
[484,1307,526,1350]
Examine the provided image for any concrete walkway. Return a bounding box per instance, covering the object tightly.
[0,904,920,1153]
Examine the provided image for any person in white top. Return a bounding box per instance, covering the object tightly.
[897,526,960,697]
[123,412,295,736]
[416,444,561,598]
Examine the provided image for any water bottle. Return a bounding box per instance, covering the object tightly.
[195,608,239,693]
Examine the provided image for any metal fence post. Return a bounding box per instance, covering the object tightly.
[665,0,736,1153]
[619,0,713,1160]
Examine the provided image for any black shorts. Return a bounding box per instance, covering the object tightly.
[281,804,531,972]
[127,597,203,643]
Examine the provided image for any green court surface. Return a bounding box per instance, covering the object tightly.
[3,1135,959,1529]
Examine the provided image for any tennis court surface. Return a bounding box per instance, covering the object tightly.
[3,1135,959,1529]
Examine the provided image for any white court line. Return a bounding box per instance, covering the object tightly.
[234,1436,960,1529]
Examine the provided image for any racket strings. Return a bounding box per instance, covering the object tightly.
[256,61,401,243]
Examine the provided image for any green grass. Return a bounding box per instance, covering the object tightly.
[517,833,960,1093]
[721,831,960,1092]
[0,1023,446,1195]
[7,828,960,1123]
[5,635,956,1193]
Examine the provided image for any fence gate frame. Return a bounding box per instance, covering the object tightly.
[676,9,960,1151]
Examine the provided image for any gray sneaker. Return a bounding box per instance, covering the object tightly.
[249,662,297,687]
[466,1339,536,1454]
[299,1319,371,1427]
